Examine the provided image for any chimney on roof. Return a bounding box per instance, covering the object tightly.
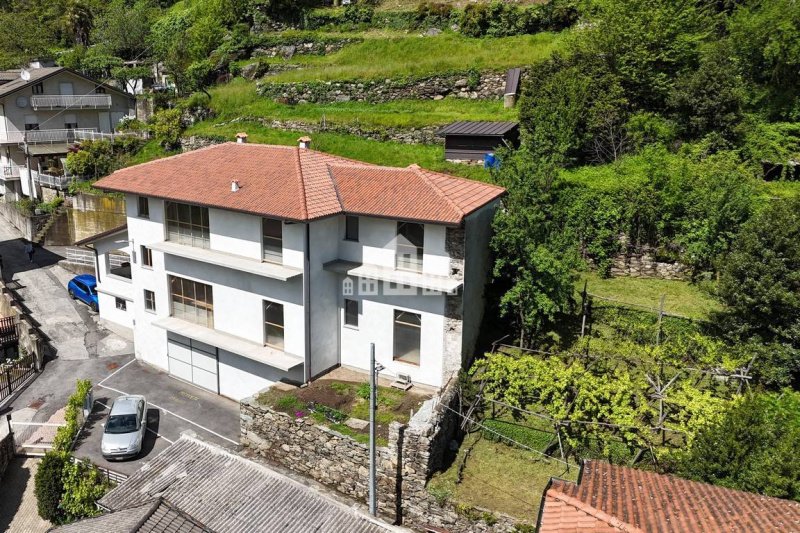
[235,132,248,144]
[231,179,240,192]
[298,136,312,149]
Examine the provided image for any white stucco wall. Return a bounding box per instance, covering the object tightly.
[309,219,341,378]
[218,349,303,400]
[339,283,446,387]
[94,232,133,330]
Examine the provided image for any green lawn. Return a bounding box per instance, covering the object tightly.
[428,434,576,522]
[186,119,492,181]
[207,78,516,128]
[577,272,723,321]
[264,30,565,83]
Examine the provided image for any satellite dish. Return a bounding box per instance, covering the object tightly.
[20,69,30,81]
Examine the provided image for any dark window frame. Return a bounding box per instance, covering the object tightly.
[393,310,421,365]
[115,297,127,311]
[264,300,285,349]
[31,83,44,95]
[262,218,283,264]
[140,246,153,268]
[395,222,424,272]
[169,275,213,328]
[344,298,359,328]
[137,196,149,218]
[344,216,359,242]
[144,289,156,313]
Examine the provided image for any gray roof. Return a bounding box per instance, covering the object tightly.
[97,436,396,533]
[437,121,519,136]
[0,67,63,98]
[49,498,210,533]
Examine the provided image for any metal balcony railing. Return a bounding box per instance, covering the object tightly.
[30,94,112,110]
[32,170,73,190]
[2,165,20,178]
[0,128,127,145]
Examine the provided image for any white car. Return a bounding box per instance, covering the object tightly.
[101,395,147,460]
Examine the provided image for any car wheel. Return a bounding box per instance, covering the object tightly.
[68,289,75,299]
[91,302,98,312]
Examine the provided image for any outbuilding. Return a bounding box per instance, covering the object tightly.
[438,121,520,163]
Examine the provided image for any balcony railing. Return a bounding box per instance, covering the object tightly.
[30,94,112,110]
[0,128,127,145]
[32,170,74,190]
[2,165,20,179]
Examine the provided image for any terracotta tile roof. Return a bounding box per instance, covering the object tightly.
[539,461,800,533]
[93,143,505,225]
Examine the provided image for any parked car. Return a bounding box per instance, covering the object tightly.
[67,274,98,312]
[101,395,147,460]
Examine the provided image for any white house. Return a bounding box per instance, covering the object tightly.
[89,140,505,400]
[0,61,134,200]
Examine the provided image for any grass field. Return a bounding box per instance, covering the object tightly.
[428,434,577,522]
[577,272,723,321]
[206,78,516,128]
[186,119,492,180]
[264,31,565,83]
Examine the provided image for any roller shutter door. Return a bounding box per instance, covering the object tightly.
[167,335,219,394]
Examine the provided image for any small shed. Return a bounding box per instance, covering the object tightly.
[438,121,520,162]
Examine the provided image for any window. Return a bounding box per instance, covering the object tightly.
[393,310,421,364]
[165,201,209,248]
[396,222,424,272]
[31,83,44,95]
[344,299,358,327]
[345,216,359,241]
[262,218,282,264]
[264,301,284,349]
[94,86,106,94]
[169,275,213,328]
[144,289,156,312]
[64,114,77,130]
[137,196,149,218]
[115,298,127,311]
[140,246,152,268]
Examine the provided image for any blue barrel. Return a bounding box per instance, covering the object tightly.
[484,152,497,169]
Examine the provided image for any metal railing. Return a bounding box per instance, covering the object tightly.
[32,170,73,190]
[66,246,129,268]
[31,94,112,110]
[2,165,20,178]
[71,456,128,484]
[0,128,142,145]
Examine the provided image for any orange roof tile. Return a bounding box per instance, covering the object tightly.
[539,461,800,532]
[93,143,505,225]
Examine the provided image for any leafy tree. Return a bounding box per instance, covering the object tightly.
[490,152,575,347]
[61,0,93,46]
[150,107,185,149]
[675,391,800,501]
[93,0,159,59]
[60,460,111,522]
[34,451,69,523]
[717,197,800,351]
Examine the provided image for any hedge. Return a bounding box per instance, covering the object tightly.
[52,379,92,452]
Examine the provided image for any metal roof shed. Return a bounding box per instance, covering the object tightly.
[438,121,520,162]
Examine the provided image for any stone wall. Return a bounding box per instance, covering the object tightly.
[0,432,13,480]
[0,281,47,366]
[241,382,532,532]
[0,201,50,242]
[258,70,512,104]
[610,249,689,280]
[252,38,360,59]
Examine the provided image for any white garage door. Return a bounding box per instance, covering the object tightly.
[167,336,218,394]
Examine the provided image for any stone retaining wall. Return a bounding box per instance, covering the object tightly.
[610,249,689,280]
[0,202,50,242]
[0,432,13,480]
[252,38,360,59]
[258,70,513,104]
[241,382,531,532]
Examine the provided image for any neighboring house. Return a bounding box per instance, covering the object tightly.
[74,224,133,331]
[438,121,520,163]
[0,60,134,201]
[538,460,800,532]
[50,435,398,533]
[89,140,504,400]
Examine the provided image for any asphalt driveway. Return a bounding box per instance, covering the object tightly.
[73,358,240,475]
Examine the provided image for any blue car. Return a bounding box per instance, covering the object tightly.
[68,274,99,312]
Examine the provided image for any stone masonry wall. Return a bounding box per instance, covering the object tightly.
[257,70,513,104]
[610,251,690,280]
[241,382,531,532]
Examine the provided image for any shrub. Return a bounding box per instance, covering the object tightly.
[60,460,111,522]
[53,379,92,452]
[12,198,36,216]
[34,451,69,523]
[150,108,185,150]
[342,4,374,25]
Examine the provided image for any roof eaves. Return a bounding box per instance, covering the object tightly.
[409,164,464,221]
[73,223,128,246]
[294,147,309,220]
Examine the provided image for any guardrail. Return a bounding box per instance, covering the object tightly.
[66,246,128,268]
[1,166,20,178]
[0,129,143,145]
[31,94,112,110]
[32,171,73,190]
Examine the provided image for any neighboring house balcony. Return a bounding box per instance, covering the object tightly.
[148,241,303,281]
[2,165,20,180]
[0,128,126,145]
[30,94,112,110]
[31,169,75,190]
[323,259,462,293]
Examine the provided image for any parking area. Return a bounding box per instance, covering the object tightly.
[73,358,240,475]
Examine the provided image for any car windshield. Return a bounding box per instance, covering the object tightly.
[105,413,138,434]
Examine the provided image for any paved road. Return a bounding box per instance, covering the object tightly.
[0,458,50,533]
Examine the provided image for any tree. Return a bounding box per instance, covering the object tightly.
[93,0,159,59]
[149,108,185,149]
[60,460,111,522]
[34,451,69,523]
[62,0,93,46]
[490,152,575,347]
[675,391,800,501]
[717,197,800,350]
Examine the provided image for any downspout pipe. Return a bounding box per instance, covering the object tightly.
[303,222,311,384]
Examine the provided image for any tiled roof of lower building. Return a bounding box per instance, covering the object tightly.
[92,143,505,225]
[49,499,209,533]
[96,435,396,533]
[539,460,800,533]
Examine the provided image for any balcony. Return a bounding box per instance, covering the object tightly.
[30,94,112,110]
[2,165,20,180]
[323,259,462,293]
[31,170,74,190]
[0,128,127,145]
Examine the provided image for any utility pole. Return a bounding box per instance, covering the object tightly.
[369,342,384,517]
